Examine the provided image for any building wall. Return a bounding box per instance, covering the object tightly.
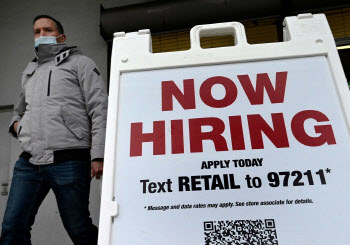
[0,0,107,244]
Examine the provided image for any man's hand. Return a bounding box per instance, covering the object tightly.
[91,161,103,179]
[14,121,19,133]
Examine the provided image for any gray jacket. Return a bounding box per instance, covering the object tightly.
[9,44,108,165]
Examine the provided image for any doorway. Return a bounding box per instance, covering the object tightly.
[0,106,14,223]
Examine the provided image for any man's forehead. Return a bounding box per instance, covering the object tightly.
[33,18,56,29]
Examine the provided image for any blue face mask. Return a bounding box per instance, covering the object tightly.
[34,35,62,48]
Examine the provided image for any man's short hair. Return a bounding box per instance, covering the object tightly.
[33,15,64,34]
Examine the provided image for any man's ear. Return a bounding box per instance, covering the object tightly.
[58,34,66,43]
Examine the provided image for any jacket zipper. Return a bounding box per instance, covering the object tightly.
[18,126,22,136]
[47,70,52,96]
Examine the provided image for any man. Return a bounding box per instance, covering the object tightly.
[0,15,107,245]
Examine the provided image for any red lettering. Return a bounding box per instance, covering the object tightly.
[130,121,165,157]
[171,120,184,154]
[162,79,196,111]
[189,117,228,153]
[229,116,245,150]
[199,76,238,108]
[291,110,336,146]
[248,113,289,149]
[238,72,287,105]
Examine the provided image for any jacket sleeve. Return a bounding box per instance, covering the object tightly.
[9,90,26,138]
[77,55,108,161]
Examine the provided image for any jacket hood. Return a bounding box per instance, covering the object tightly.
[34,43,81,64]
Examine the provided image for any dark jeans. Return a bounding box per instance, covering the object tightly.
[0,157,98,245]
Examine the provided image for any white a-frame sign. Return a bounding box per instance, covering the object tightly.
[99,14,350,245]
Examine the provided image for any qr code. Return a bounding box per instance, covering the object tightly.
[204,219,278,245]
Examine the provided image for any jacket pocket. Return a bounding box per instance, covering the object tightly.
[16,119,23,138]
[47,70,52,96]
[16,115,32,152]
[61,105,85,139]
[17,126,22,136]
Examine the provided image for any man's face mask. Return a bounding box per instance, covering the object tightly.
[34,35,62,48]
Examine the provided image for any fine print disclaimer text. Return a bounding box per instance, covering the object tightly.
[144,198,314,211]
